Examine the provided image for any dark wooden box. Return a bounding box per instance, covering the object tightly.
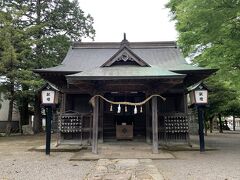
[116,124,133,140]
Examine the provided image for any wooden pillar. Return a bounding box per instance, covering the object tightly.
[152,96,159,153]
[183,92,191,146]
[146,101,151,143]
[92,96,99,154]
[63,93,66,112]
[99,98,104,143]
[183,92,188,113]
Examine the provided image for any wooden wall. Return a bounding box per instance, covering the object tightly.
[158,93,185,113]
[65,94,92,113]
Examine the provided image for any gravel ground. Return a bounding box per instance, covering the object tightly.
[1,132,240,180]
[0,134,96,180]
[154,132,240,180]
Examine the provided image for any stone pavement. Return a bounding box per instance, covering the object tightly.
[84,159,164,180]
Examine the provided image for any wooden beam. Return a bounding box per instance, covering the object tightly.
[101,84,148,92]
[92,96,99,154]
[61,88,94,95]
[152,96,159,153]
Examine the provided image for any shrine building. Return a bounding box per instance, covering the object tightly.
[34,35,215,154]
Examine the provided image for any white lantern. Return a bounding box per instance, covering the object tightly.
[188,83,209,105]
[41,84,58,105]
[41,90,55,104]
[194,90,208,104]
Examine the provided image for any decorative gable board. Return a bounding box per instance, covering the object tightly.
[101,46,150,67]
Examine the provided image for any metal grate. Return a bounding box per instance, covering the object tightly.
[159,114,190,144]
[60,115,82,133]
[165,116,189,133]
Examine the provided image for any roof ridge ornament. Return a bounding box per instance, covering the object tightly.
[121,33,129,47]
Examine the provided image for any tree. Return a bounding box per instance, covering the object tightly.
[0,0,95,134]
[0,7,31,135]
[167,0,240,130]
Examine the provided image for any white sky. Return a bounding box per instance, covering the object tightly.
[78,0,178,42]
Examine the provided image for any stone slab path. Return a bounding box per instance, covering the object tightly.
[84,159,164,180]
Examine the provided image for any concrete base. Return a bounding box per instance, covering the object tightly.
[70,142,174,161]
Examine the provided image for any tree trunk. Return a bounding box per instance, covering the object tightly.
[218,114,223,133]
[19,98,29,126]
[5,83,14,136]
[32,0,43,134]
[33,92,42,133]
[233,115,236,131]
[209,116,214,133]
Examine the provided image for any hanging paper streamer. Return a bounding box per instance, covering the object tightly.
[125,105,128,112]
[117,104,121,113]
[134,106,137,114]
[110,104,113,111]
[140,106,143,113]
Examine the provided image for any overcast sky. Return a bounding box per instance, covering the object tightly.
[78,0,178,42]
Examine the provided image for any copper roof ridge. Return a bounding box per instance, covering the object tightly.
[72,41,177,49]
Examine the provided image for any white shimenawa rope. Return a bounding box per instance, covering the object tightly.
[90,94,166,107]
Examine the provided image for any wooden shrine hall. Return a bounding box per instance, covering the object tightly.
[34,35,215,154]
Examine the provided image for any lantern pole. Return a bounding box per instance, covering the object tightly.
[45,106,53,155]
[40,83,58,155]
[197,105,205,152]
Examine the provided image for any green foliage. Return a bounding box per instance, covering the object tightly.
[167,0,240,117]
[0,7,27,99]
[0,0,95,129]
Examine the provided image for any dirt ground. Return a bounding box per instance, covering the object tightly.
[0,132,240,180]
[0,134,95,180]
[154,132,240,180]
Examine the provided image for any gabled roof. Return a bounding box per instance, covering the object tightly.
[33,36,217,86]
[34,40,199,73]
[101,45,150,67]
